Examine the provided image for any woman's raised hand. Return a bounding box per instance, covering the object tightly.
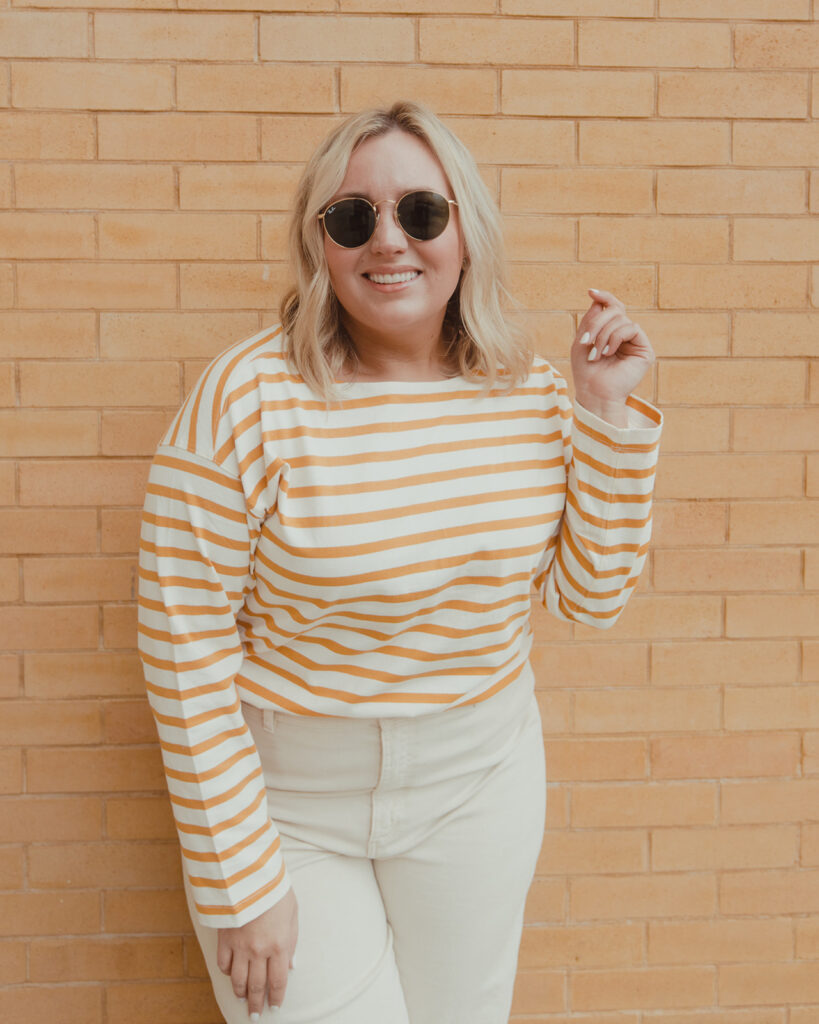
[216,886,298,1020]
[570,288,655,427]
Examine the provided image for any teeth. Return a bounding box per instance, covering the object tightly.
[367,271,419,284]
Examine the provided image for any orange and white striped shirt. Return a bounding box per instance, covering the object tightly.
[138,324,662,927]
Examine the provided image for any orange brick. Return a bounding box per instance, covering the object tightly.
[0,749,22,795]
[185,935,209,978]
[735,120,819,168]
[519,922,641,970]
[805,731,819,772]
[27,746,165,794]
[653,733,799,781]
[178,64,334,113]
[446,117,574,166]
[106,795,175,840]
[661,265,805,309]
[343,0,492,9]
[726,595,819,638]
[102,410,175,456]
[2,796,101,840]
[0,986,102,1023]
[100,112,257,162]
[537,829,644,876]
[644,313,732,358]
[100,212,256,258]
[0,607,97,651]
[260,114,343,161]
[0,362,13,405]
[103,604,137,649]
[101,509,141,554]
[0,845,23,888]
[180,262,291,310]
[659,358,806,405]
[0,654,20,698]
[510,969,565,1015]
[575,687,719,735]
[659,170,804,214]
[502,216,575,262]
[0,111,94,160]
[572,782,716,828]
[795,917,819,957]
[18,262,176,310]
[179,164,301,211]
[105,980,233,1024]
[0,11,87,56]
[0,211,94,258]
[95,12,254,59]
[571,873,716,920]
[100,311,255,360]
[730,501,818,546]
[342,66,495,115]
[804,642,819,682]
[22,361,178,407]
[649,918,793,965]
[507,0,652,12]
[652,640,799,687]
[103,888,191,935]
[803,825,819,866]
[543,738,646,782]
[734,408,819,451]
[421,17,572,65]
[25,652,144,698]
[725,685,819,731]
[0,311,95,358]
[12,60,174,110]
[0,410,98,456]
[510,264,654,311]
[503,70,653,117]
[722,779,819,825]
[574,595,722,641]
[16,162,175,210]
[261,15,413,61]
[806,549,819,590]
[721,961,819,1004]
[30,936,183,982]
[0,891,99,937]
[0,557,19,601]
[654,548,801,592]
[0,699,101,746]
[28,841,180,889]
[661,0,809,15]
[658,407,729,452]
[104,699,156,744]
[573,965,714,1011]
[506,168,653,216]
[0,940,26,984]
[659,71,807,118]
[0,462,16,504]
[580,19,730,68]
[24,556,135,602]
[734,217,819,261]
[734,312,819,357]
[580,217,728,263]
[535,689,571,735]
[653,824,797,871]
[581,119,729,167]
[736,23,819,68]
[20,459,149,506]
[531,642,647,687]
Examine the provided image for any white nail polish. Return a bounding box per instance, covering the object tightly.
[590,287,600,294]
[602,344,610,355]
[250,1014,260,1022]
[587,346,598,362]
[579,331,590,346]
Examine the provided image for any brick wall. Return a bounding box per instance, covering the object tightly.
[1,1,817,1021]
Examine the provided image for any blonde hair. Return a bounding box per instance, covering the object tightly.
[279,101,533,403]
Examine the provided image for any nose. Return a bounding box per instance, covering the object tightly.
[370,200,407,253]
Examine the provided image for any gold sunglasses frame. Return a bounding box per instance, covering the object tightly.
[317,191,458,249]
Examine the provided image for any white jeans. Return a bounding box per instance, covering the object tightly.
[184,662,547,1024]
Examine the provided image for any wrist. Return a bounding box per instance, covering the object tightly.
[574,392,629,428]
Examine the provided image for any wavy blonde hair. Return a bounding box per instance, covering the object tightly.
[279,101,533,403]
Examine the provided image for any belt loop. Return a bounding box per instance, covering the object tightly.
[262,708,276,734]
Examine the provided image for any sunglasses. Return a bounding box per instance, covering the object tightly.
[318,190,458,249]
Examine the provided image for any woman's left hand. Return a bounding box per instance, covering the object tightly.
[570,288,655,425]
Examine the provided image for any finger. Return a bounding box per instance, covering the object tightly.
[216,935,234,977]
[267,951,291,1012]
[588,287,626,310]
[596,315,634,355]
[246,958,269,1020]
[230,954,250,1001]
[576,306,624,348]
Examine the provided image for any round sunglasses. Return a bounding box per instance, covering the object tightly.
[318,190,458,249]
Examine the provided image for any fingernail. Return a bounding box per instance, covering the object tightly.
[587,346,598,362]
[250,1014,260,1022]
[589,287,600,294]
[579,331,590,346]
[602,344,610,355]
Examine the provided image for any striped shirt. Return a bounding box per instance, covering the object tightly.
[137,323,662,927]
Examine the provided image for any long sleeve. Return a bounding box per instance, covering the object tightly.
[138,443,291,928]
[534,370,662,628]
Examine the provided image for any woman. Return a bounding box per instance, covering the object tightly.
[138,100,661,1024]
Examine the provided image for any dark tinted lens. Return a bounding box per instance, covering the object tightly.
[396,191,450,241]
[323,198,376,248]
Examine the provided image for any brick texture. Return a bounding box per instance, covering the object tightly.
[1,5,816,1022]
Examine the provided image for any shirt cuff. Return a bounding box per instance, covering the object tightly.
[573,394,663,449]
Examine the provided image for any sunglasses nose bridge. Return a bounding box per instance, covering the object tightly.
[368,198,407,248]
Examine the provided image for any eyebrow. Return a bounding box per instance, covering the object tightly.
[329,187,445,202]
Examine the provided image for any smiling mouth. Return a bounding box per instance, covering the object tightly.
[364,271,420,285]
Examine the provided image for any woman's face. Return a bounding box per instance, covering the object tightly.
[322,129,465,352]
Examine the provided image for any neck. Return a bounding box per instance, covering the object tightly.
[340,317,455,382]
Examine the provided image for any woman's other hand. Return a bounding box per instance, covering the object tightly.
[216,886,299,1020]
[570,287,655,427]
